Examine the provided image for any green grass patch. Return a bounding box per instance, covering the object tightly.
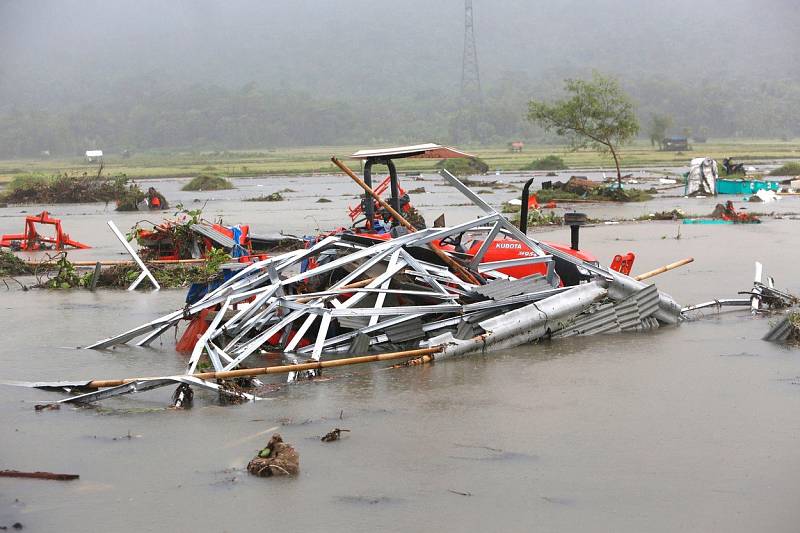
[769,162,800,176]
[522,155,567,170]
[182,174,234,191]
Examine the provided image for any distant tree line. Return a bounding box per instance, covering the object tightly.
[1,74,799,158]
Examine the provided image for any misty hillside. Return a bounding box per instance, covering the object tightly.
[1,0,798,156]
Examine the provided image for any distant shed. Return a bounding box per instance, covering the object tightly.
[85,150,103,163]
[663,137,689,151]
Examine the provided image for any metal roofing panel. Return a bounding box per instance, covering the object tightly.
[763,316,792,342]
[351,144,475,160]
[190,224,236,249]
[385,317,425,343]
[471,274,553,301]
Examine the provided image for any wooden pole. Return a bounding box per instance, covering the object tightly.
[634,257,693,281]
[0,470,79,481]
[295,276,376,303]
[330,156,481,285]
[83,346,442,389]
[89,261,102,291]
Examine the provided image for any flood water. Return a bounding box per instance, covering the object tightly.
[1,172,799,532]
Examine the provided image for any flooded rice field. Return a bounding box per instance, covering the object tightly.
[2,171,800,532]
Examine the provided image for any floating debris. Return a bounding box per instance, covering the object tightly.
[247,434,299,477]
[321,428,350,442]
[0,470,79,481]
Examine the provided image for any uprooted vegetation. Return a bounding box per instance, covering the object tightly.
[522,155,568,171]
[0,250,32,277]
[637,209,687,221]
[182,174,234,191]
[508,209,563,227]
[0,173,145,209]
[533,177,654,203]
[787,312,800,345]
[245,192,284,202]
[36,249,230,289]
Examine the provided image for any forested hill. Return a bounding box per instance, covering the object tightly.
[1,0,798,157]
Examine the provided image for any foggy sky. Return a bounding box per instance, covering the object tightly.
[2,0,798,111]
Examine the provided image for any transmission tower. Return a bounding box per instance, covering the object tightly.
[460,0,482,105]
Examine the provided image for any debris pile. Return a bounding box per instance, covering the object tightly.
[709,201,760,223]
[132,207,302,261]
[0,173,146,211]
[7,170,683,407]
[247,434,299,477]
[0,250,31,277]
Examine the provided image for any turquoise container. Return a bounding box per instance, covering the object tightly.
[716,178,781,195]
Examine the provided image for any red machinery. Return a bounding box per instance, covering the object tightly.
[0,211,90,251]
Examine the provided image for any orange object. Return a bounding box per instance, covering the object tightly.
[176,309,211,353]
[610,253,636,275]
[347,175,407,221]
[527,194,539,209]
[0,211,90,251]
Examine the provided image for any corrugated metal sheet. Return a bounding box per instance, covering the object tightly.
[471,274,553,301]
[347,332,371,355]
[385,317,425,343]
[553,284,662,338]
[190,224,236,248]
[337,316,370,330]
[763,315,794,343]
[454,319,477,340]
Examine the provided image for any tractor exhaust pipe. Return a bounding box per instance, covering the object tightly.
[563,212,588,251]
[519,177,535,234]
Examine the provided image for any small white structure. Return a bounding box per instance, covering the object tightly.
[85,150,103,163]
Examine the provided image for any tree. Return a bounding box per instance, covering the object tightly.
[648,113,673,150]
[527,72,639,188]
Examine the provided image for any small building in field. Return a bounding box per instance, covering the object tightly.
[85,150,104,163]
[663,137,689,151]
[510,141,524,152]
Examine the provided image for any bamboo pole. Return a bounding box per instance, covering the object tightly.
[24,258,209,268]
[330,156,481,285]
[84,346,442,389]
[634,257,693,281]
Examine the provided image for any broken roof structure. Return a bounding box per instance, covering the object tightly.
[350,143,474,160]
[6,168,682,407]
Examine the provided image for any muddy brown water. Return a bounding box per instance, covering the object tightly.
[1,173,800,532]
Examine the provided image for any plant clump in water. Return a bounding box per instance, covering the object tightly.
[182,174,234,191]
[1,173,145,210]
[245,192,284,202]
[0,250,32,277]
[523,155,567,171]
